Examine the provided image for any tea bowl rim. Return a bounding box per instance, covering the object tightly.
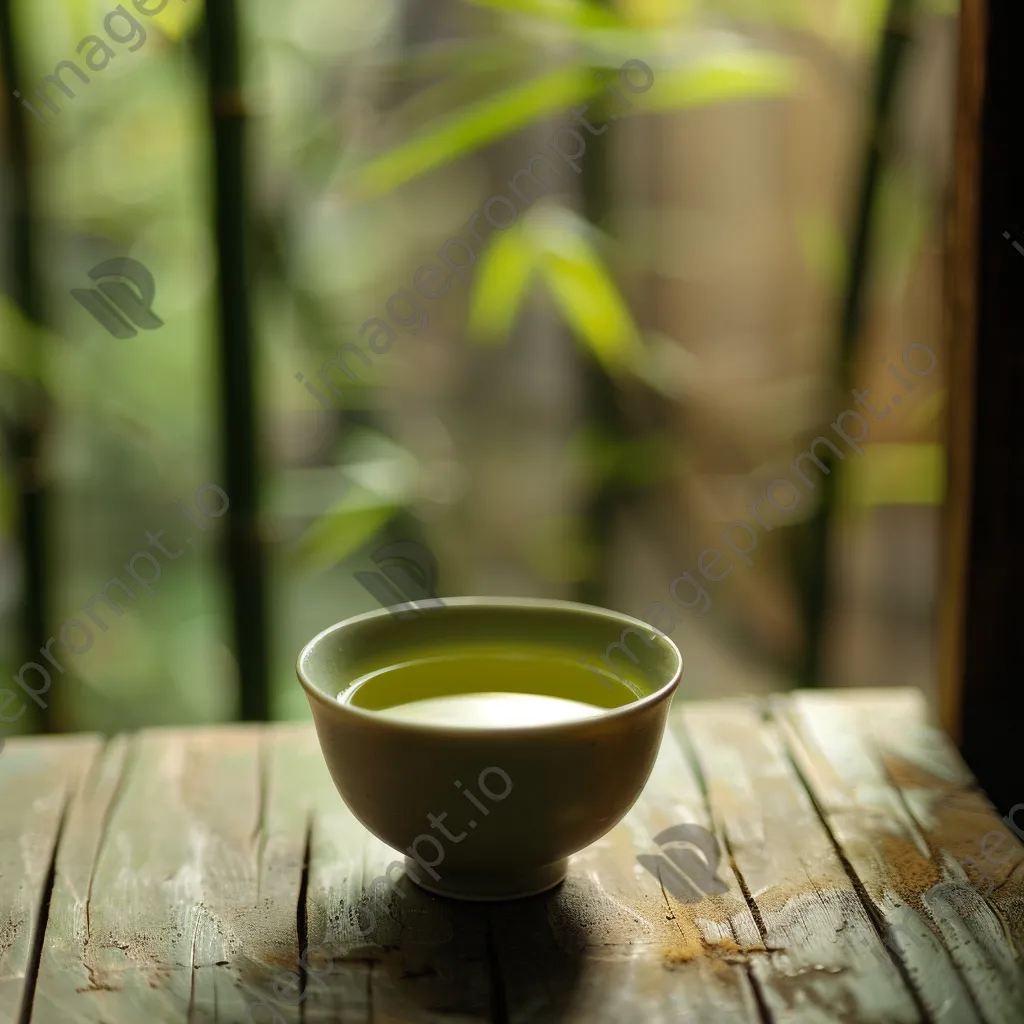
[295,596,683,737]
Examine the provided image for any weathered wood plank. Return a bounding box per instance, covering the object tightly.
[301,725,494,1023]
[776,690,986,1020]
[29,725,307,1024]
[205,723,315,1024]
[17,690,1023,1023]
[285,723,766,1023]
[818,689,1024,956]
[0,735,102,1024]
[779,688,1024,1023]
[488,724,763,1024]
[675,700,925,1023]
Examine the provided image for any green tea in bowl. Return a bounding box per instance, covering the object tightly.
[339,643,643,727]
[297,597,682,900]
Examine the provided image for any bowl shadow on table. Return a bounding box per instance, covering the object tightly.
[201,872,593,1023]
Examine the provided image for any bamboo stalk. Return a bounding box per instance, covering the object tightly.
[792,0,914,688]
[203,0,270,721]
[0,0,51,733]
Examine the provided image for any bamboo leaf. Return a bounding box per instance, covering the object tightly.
[461,0,628,29]
[621,0,696,27]
[293,486,400,574]
[341,429,419,502]
[702,0,891,54]
[468,225,537,342]
[631,50,797,112]
[535,235,642,371]
[292,429,418,574]
[347,66,600,199]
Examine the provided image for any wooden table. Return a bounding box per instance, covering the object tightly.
[3,688,1023,1023]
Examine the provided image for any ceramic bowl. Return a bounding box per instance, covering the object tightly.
[296,597,682,900]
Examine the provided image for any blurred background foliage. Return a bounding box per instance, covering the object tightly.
[0,0,955,735]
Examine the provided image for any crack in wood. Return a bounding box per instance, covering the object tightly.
[18,791,70,1024]
[297,816,312,1024]
[84,736,137,944]
[186,904,204,1023]
[774,707,949,1024]
[253,730,268,910]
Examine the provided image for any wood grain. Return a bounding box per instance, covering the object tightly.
[29,726,307,1024]
[487,723,763,1024]
[301,719,498,1023]
[0,735,101,1024]
[776,688,1024,1022]
[10,690,1024,1022]
[675,700,925,1024]
[786,689,1024,1018]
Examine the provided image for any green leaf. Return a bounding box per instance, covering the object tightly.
[293,485,400,574]
[701,0,886,55]
[340,429,419,502]
[346,66,600,199]
[631,50,798,112]
[468,225,536,341]
[291,429,419,574]
[384,56,541,140]
[531,213,642,371]
[541,250,641,370]
[461,0,628,29]
[468,206,643,369]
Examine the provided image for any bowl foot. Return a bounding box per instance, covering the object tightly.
[403,856,568,901]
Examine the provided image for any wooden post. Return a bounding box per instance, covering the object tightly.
[939,0,1024,815]
[204,0,270,722]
